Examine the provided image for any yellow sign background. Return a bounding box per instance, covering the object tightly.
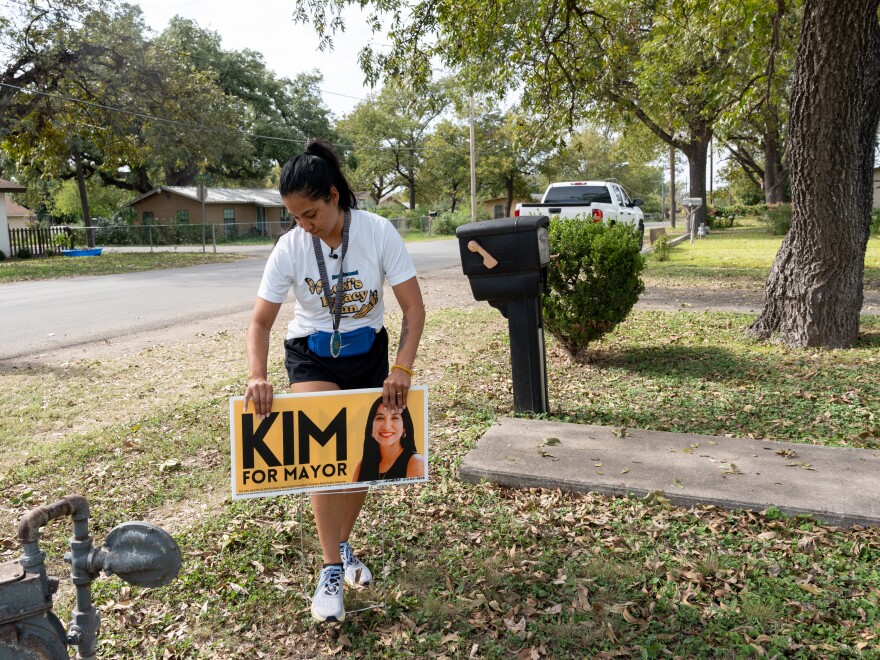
[229,386,428,499]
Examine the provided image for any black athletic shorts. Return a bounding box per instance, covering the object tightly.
[284,327,389,390]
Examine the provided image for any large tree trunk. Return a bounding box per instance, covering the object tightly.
[749,0,880,348]
[408,179,416,210]
[680,124,711,230]
[505,177,514,217]
[371,175,385,204]
[763,113,789,204]
[72,146,95,248]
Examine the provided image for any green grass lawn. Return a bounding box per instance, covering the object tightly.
[0,252,248,283]
[401,230,457,243]
[645,218,880,289]
[2,216,878,657]
[2,307,878,658]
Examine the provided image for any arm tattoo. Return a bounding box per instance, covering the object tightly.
[398,315,409,352]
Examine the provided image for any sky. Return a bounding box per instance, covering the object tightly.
[133,0,384,118]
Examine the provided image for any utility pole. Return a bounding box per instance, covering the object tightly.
[660,173,665,223]
[197,181,207,253]
[669,146,676,229]
[709,137,714,206]
[469,95,477,223]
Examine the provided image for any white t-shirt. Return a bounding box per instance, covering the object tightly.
[257,208,417,339]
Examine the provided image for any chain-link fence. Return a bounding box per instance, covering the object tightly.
[9,221,295,255]
[388,216,436,236]
[8,215,435,257]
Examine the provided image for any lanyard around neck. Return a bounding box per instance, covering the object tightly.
[312,209,351,340]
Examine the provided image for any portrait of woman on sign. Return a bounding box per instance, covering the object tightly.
[354,396,426,482]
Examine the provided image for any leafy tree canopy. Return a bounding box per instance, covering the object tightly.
[337,79,449,208]
[51,177,134,221]
[2,2,335,198]
[539,124,665,205]
[295,0,796,224]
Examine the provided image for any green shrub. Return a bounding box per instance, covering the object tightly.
[652,233,672,261]
[434,209,474,235]
[0,249,6,261]
[17,247,32,259]
[148,218,204,245]
[93,215,136,245]
[52,231,72,250]
[871,209,880,236]
[736,202,768,218]
[405,209,436,231]
[371,205,406,219]
[763,203,792,235]
[707,205,736,229]
[543,218,645,359]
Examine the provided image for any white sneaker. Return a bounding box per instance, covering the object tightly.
[311,565,345,622]
[340,541,373,587]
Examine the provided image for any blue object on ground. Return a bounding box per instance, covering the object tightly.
[61,248,103,257]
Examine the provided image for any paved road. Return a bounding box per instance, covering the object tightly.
[0,239,461,361]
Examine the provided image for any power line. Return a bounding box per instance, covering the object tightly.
[320,89,371,101]
[0,80,464,154]
[0,81,308,144]
[0,1,579,159]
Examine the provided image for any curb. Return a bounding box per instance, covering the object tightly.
[640,230,690,255]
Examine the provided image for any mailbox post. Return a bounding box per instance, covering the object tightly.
[456,216,551,414]
[682,197,703,244]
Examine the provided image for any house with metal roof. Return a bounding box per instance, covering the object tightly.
[126,186,289,237]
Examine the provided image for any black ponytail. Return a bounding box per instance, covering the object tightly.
[278,138,357,209]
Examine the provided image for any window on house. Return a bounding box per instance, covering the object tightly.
[224,208,235,226]
[142,211,154,224]
[176,210,190,224]
[493,204,504,219]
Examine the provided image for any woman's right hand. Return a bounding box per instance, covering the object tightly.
[244,377,274,418]
[244,298,282,419]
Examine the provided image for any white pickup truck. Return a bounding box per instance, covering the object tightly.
[515,181,645,248]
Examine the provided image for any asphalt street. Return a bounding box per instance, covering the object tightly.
[0,239,461,361]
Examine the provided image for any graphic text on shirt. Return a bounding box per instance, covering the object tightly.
[305,275,379,319]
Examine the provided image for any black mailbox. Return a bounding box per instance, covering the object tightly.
[456,216,550,414]
[456,216,550,302]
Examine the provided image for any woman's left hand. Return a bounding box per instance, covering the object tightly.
[383,367,411,415]
[386,277,424,415]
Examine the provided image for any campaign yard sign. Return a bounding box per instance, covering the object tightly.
[229,386,428,499]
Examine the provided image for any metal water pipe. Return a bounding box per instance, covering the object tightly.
[2,494,181,659]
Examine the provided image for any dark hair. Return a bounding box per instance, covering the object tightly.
[278,138,357,209]
[358,396,416,481]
